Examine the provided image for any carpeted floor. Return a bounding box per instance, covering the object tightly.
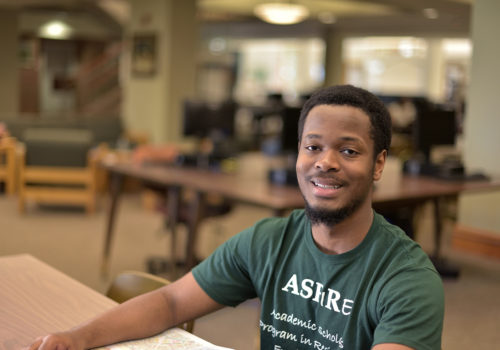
[1,193,499,349]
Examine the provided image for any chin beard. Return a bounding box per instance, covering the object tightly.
[304,197,364,227]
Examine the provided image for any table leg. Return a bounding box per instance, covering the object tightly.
[432,198,443,258]
[101,172,124,276]
[166,186,181,277]
[430,197,460,278]
[185,191,205,271]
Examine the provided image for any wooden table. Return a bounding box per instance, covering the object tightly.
[101,161,500,276]
[0,254,117,350]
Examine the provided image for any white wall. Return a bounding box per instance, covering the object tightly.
[458,0,500,233]
[122,0,169,144]
[123,0,197,144]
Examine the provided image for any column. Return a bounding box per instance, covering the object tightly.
[458,0,500,233]
[123,0,198,144]
[323,28,344,87]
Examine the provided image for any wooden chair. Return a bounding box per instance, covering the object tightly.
[0,137,17,195]
[106,271,195,333]
[17,142,107,214]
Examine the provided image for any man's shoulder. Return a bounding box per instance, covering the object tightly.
[372,212,418,249]
[370,212,438,274]
[230,209,308,255]
[372,212,407,237]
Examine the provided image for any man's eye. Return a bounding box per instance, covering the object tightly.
[305,145,320,151]
[341,149,358,156]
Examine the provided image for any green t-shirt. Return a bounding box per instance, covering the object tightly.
[192,210,444,350]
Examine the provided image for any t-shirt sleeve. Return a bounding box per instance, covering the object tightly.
[192,227,257,307]
[372,266,444,350]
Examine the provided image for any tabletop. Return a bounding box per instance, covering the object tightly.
[100,161,500,274]
[103,161,500,209]
[0,254,117,350]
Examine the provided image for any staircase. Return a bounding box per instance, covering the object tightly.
[75,42,122,116]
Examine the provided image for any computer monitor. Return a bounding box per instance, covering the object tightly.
[209,100,237,138]
[280,106,301,154]
[182,99,236,139]
[182,100,208,137]
[413,108,457,162]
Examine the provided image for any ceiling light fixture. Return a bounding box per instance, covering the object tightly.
[254,2,309,25]
[39,20,73,39]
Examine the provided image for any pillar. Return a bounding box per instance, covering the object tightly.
[123,0,198,144]
[458,0,500,232]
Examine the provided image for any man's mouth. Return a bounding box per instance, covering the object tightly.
[312,181,342,190]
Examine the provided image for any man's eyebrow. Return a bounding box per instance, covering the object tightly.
[304,134,363,144]
[339,136,363,144]
[303,133,322,140]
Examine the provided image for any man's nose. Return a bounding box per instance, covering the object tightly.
[315,150,340,172]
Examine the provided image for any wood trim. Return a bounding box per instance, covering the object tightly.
[452,224,500,259]
[23,187,92,203]
[24,167,91,184]
[16,145,108,214]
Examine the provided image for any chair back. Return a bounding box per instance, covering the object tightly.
[106,271,194,333]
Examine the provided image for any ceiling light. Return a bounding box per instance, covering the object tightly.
[254,2,309,25]
[39,20,73,39]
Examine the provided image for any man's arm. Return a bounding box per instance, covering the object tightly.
[27,272,223,350]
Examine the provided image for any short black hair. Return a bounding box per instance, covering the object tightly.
[298,85,392,158]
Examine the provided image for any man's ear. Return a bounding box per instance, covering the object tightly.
[373,150,387,181]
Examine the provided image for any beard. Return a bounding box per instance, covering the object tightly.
[304,185,369,227]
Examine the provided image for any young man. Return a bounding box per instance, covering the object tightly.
[27,85,444,350]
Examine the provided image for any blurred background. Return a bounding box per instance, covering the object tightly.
[1,1,499,349]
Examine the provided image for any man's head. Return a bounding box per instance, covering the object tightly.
[298,85,391,159]
[295,85,392,227]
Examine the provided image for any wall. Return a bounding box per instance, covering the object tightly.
[123,0,197,144]
[459,0,500,233]
[0,10,19,117]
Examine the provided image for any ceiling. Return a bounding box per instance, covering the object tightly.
[197,0,473,36]
[0,0,474,37]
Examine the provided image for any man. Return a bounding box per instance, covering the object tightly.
[27,85,444,350]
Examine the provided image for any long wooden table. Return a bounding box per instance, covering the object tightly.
[101,161,500,276]
[0,255,229,350]
[0,254,117,350]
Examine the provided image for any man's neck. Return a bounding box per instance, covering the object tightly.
[310,202,374,255]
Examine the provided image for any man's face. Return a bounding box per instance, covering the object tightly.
[296,104,385,225]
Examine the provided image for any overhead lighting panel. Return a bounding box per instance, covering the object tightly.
[254,2,309,25]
